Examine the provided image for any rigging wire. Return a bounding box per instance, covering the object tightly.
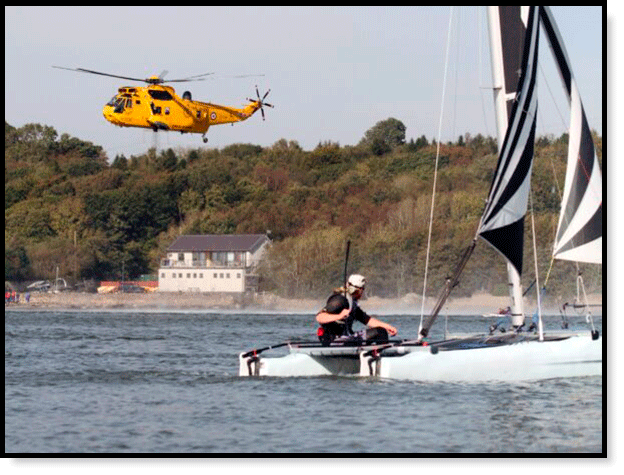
[538,62,568,133]
[533,60,567,292]
[534,38,599,328]
[418,5,455,336]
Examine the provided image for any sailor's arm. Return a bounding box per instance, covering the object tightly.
[367,317,398,336]
[316,308,349,324]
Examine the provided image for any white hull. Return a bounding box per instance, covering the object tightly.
[239,333,601,382]
[370,334,601,382]
[239,345,362,377]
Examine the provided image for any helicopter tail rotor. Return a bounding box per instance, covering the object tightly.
[247,85,274,121]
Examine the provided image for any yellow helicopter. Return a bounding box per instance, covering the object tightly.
[53,67,273,143]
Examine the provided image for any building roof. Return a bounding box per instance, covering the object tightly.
[167,234,269,253]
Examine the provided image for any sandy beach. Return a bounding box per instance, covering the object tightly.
[7,290,601,315]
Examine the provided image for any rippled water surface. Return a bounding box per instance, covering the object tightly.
[5,309,602,453]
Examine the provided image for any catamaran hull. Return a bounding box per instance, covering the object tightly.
[370,334,601,382]
[239,334,601,382]
[239,352,360,377]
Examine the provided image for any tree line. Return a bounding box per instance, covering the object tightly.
[5,119,601,302]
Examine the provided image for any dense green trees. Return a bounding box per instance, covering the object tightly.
[359,117,407,155]
[5,121,601,302]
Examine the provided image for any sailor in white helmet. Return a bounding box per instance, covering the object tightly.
[315,274,398,345]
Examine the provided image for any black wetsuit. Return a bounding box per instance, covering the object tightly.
[318,293,388,345]
[320,293,370,337]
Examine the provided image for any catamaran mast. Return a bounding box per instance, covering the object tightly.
[485,5,533,328]
[420,6,538,339]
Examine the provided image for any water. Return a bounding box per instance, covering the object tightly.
[5,309,602,453]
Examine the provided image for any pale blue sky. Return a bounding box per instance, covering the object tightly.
[5,6,603,159]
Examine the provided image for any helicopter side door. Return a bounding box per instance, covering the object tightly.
[147,89,194,130]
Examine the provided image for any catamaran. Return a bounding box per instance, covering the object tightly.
[239,6,602,381]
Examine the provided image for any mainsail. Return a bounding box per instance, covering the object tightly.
[479,5,540,277]
[419,6,601,338]
[420,6,540,337]
[540,6,603,265]
[481,6,602,267]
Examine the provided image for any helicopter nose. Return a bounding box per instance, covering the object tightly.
[103,106,115,124]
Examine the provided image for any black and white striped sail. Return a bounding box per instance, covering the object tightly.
[478,6,540,276]
[540,6,602,264]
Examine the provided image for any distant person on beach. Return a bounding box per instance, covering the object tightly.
[315,274,398,345]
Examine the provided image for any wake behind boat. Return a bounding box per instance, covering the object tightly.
[239,5,602,382]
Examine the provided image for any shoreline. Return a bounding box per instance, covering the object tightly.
[5,290,602,316]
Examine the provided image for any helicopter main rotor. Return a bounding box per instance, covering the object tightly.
[52,66,215,84]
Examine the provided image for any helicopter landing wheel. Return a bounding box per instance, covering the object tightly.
[202,137,208,143]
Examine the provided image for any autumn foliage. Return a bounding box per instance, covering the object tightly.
[5,119,601,300]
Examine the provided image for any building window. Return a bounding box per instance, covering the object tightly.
[220,273,224,278]
[178,253,184,262]
[161,272,165,278]
[237,273,241,279]
[172,273,176,278]
[179,273,182,278]
[199,273,203,278]
[210,250,245,267]
[193,273,197,278]
[213,273,218,278]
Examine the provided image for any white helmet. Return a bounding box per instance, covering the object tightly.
[347,274,366,294]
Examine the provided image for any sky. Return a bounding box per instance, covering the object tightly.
[5,6,603,160]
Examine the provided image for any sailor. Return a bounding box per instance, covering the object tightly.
[315,274,398,346]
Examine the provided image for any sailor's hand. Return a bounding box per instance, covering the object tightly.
[386,325,398,337]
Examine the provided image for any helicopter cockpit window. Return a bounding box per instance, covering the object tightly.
[106,96,126,113]
[148,90,173,101]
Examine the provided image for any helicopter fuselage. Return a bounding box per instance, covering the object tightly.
[52,66,272,142]
[102,84,262,136]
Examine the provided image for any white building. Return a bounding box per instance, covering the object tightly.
[158,234,270,293]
